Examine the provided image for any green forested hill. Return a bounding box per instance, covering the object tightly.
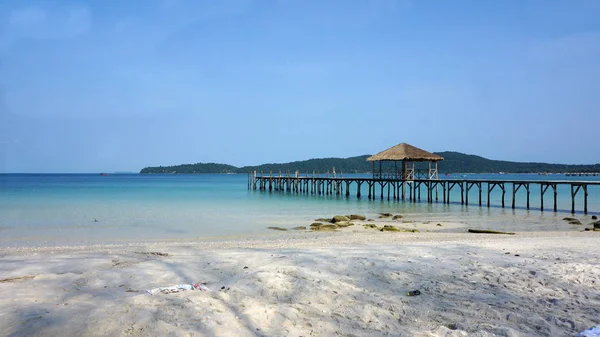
[239,155,372,174]
[140,163,238,174]
[435,152,600,173]
[140,152,600,174]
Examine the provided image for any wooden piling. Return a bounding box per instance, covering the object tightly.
[249,176,598,213]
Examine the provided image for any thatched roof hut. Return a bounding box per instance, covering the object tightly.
[367,143,443,180]
[367,143,443,162]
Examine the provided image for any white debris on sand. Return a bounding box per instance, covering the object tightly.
[0,231,599,336]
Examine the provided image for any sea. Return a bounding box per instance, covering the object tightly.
[1,173,599,247]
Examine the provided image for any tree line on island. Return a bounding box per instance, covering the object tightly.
[139,151,600,174]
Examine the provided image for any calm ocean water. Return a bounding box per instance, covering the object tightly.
[1,173,599,247]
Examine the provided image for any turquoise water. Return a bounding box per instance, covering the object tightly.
[1,173,599,247]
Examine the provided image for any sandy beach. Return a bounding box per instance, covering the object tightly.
[1,227,599,337]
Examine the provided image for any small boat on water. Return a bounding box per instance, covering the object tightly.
[100,173,108,176]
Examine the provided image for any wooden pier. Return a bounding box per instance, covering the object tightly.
[248,143,599,214]
[247,171,599,214]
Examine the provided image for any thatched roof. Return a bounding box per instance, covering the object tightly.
[367,143,444,162]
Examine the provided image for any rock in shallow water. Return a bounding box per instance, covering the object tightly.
[332,215,350,223]
[349,214,366,220]
[311,224,338,231]
[380,225,400,232]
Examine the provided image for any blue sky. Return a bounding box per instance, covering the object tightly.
[0,0,599,172]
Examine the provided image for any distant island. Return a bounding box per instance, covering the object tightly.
[140,151,600,174]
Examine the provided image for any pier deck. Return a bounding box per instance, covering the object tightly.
[248,173,600,214]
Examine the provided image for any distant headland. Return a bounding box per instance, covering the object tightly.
[139,151,600,174]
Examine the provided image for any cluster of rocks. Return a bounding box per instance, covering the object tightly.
[309,214,365,231]
[267,213,421,233]
[562,216,600,231]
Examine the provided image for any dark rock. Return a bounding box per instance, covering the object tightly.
[350,214,367,220]
[468,229,515,235]
[313,224,338,231]
[568,220,582,225]
[592,215,598,220]
[363,224,378,229]
[267,226,288,231]
[392,215,403,220]
[310,222,324,227]
[380,225,400,232]
[562,217,577,221]
[367,219,374,221]
[332,215,350,223]
[315,218,332,223]
[436,223,442,227]
[293,226,307,230]
[378,213,393,218]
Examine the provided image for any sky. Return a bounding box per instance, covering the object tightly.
[0,0,599,173]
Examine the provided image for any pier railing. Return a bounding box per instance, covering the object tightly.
[247,171,600,214]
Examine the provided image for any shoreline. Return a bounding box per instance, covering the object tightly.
[0,227,595,254]
[0,222,591,255]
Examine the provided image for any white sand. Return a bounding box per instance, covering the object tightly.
[1,230,599,336]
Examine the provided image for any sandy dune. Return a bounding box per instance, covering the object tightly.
[1,231,599,336]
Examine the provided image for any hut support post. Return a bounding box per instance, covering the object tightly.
[487,183,498,208]
[553,184,557,212]
[466,183,471,205]
[442,182,446,203]
[500,183,505,208]
[512,183,522,209]
[387,182,390,200]
[526,184,530,209]
[584,185,588,214]
[540,184,550,211]
[447,182,454,204]
[571,184,582,214]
